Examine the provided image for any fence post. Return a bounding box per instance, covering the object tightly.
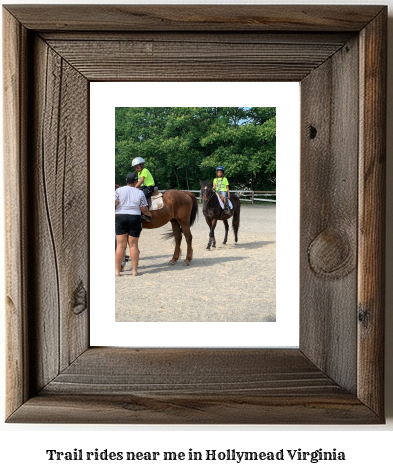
[251,191,254,205]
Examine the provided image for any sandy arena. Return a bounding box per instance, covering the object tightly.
[115,203,275,322]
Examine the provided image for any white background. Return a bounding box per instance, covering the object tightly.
[90,82,300,347]
[1,0,392,473]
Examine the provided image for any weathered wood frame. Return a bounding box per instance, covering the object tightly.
[3,5,386,423]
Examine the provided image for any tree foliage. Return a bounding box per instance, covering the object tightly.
[115,107,276,190]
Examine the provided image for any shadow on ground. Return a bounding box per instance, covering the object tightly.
[230,240,275,249]
[120,255,247,276]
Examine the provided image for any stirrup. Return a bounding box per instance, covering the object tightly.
[141,214,151,222]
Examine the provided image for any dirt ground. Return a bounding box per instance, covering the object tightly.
[115,203,276,322]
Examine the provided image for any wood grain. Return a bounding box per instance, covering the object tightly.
[3,5,384,31]
[358,9,387,416]
[45,38,347,82]
[9,392,379,425]
[27,36,89,392]
[7,349,379,424]
[43,348,341,395]
[40,31,354,44]
[3,8,30,417]
[300,36,359,394]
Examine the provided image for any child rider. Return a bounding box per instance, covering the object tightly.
[132,156,155,221]
[213,165,231,214]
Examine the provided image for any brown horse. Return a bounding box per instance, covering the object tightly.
[142,190,198,265]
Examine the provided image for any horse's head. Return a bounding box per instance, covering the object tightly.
[200,180,213,202]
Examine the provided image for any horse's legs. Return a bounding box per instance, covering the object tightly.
[178,221,193,265]
[169,219,182,265]
[207,218,218,250]
[223,219,229,244]
[232,209,240,243]
[205,216,213,249]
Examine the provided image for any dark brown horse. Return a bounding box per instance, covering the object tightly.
[142,190,198,265]
[200,181,240,250]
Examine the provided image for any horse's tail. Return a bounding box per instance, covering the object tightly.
[162,231,176,241]
[162,219,183,241]
[184,191,199,227]
[231,194,240,233]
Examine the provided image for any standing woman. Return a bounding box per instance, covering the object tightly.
[115,173,152,277]
[115,183,127,271]
[115,184,121,252]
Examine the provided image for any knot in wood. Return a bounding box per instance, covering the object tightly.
[308,228,354,279]
[358,307,371,329]
[72,281,87,315]
[309,125,317,139]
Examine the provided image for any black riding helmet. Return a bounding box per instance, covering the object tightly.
[126,172,138,183]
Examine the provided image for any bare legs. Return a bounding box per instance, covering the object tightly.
[115,234,127,276]
[115,234,139,276]
[128,236,139,276]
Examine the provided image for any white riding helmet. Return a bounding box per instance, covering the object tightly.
[132,156,145,167]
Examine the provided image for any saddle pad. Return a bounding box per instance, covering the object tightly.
[149,193,164,211]
[215,192,233,210]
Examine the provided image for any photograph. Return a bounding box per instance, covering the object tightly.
[114,107,276,322]
[90,82,299,348]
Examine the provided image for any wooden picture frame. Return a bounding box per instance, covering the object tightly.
[3,5,386,424]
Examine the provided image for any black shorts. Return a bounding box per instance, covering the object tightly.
[115,214,142,238]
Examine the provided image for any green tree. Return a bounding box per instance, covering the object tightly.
[115,107,276,191]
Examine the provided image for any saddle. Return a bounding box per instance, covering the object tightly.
[215,192,233,210]
[148,187,164,210]
[217,192,226,204]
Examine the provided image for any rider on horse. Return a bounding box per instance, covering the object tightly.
[213,166,231,214]
[132,156,155,222]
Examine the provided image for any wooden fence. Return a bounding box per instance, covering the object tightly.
[158,190,276,203]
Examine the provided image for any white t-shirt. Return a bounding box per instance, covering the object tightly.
[115,186,148,215]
